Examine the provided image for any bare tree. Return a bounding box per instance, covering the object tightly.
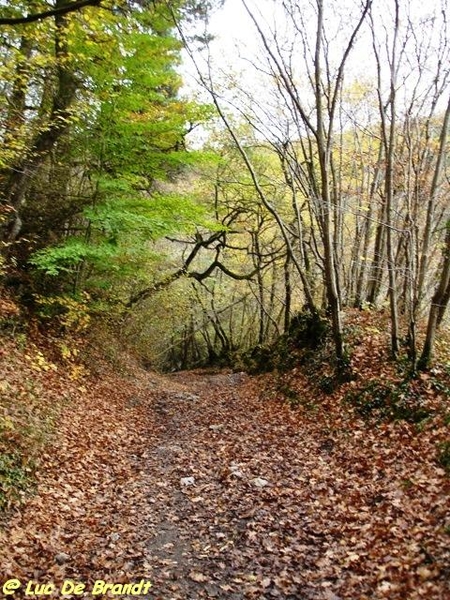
[172,0,450,367]
[419,222,450,369]
[369,0,402,355]
[235,0,372,363]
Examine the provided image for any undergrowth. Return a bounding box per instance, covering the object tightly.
[243,310,331,375]
[0,453,34,513]
[0,292,86,515]
[437,441,450,473]
[345,379,432,424]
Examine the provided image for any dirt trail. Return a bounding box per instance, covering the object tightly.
[138,368,331,599]
[1,366,449,600]
[140,370,256,600]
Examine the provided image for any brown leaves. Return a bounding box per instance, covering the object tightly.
[189,571,208,582]
[0,325,449,599]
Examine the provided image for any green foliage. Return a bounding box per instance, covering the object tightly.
[1,0,215,303]
[437,441,450,474]
[346,379,432,423]
[0,452,32,512]
[84,190,208,239]
[30,188,210,286]
[30,239,118,276]
[42,11,212,292]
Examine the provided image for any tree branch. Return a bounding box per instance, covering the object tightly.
[0,0,102,26]
[125,231,224,308]
[190,260,258,282]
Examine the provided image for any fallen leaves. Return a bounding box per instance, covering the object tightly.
[0,326,449,599]
[189,570,208,582]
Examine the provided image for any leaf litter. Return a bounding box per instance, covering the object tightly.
[0,346,449,599]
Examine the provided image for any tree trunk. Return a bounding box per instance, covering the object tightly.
[284,254,292,332]
[417,95,450,304]
[419,223,450,369]
[1,1,78,245]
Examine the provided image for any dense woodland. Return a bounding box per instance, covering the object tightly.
[0,0,449,372]
[1,1,450,597]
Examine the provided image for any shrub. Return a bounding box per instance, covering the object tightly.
[437,441,450,474]
[346,379,432,423]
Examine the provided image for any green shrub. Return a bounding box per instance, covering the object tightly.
[0,453,33,511]
[242,310,331,374]
[437,441,450,474]
[287,311,329,349]
[346,379,432,423]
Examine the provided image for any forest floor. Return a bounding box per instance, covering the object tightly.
[1,317,450,599]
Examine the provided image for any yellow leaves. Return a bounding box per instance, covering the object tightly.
[35,294,91,333]
[81,11,103,30]
[59,346,88,381]
[69,365,88,381]
[25,351,57,373]
[1,416,15,431]
[1,129,31,169]
[60,344,75,361]
[366,325,381,334]
[29,53,54,69]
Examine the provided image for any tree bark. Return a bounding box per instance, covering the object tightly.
[419,223,450,369]
[0,0,102,25]
[1,1,78,245]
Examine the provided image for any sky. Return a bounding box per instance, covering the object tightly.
[181,0,450,147]
[208,0,255,53]
[180,0,257,91]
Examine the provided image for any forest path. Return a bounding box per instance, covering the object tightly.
[134,371,338,600]
[0,366,335,600]
[1,364,448,600]
[137,368,317,600]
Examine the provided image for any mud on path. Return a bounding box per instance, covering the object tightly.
[1,366,449,600]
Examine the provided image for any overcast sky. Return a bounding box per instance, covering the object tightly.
[182,0,450,148]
